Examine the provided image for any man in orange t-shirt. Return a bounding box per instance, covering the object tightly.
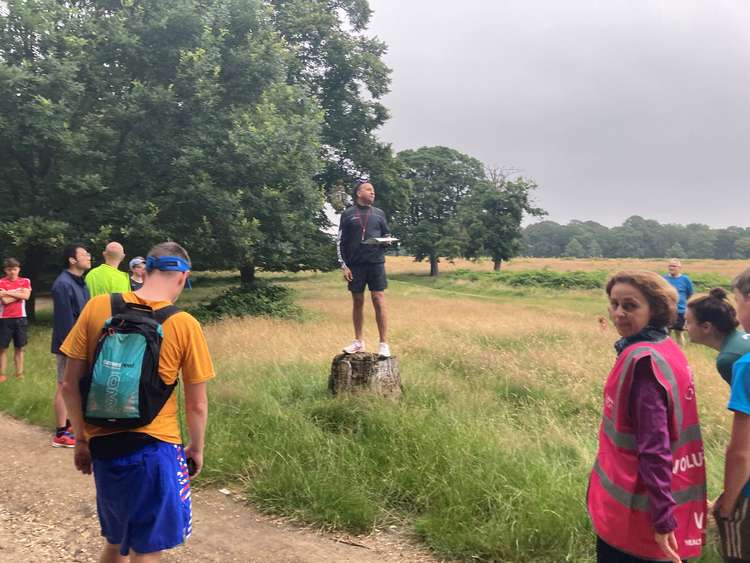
[61,242,214,562]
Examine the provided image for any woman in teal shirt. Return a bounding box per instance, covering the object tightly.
[685,287,750,385]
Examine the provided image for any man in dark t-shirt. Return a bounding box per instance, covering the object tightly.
[337,181,392,357]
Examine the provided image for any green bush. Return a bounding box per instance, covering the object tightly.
[689,272,732,292]
[503,270,606,289]
[188,280,301,323]
[450,269,607,289]
[450,269,732,293]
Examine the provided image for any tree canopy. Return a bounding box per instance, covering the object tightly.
[397,146,485,276]
[458,169,545,270]
[394,147,544,276]
[1,0,397,315]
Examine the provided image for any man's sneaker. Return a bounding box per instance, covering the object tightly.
[52,432,76,448]
[378,342,391,358]
[343,340,365,354]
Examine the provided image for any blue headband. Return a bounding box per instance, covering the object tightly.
[146,255,191,272]
[146,255,192,288]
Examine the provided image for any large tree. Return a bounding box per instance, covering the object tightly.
[398,146,485,276]
[267,1,408,211]
[1,0,396,316]
[458,169,545,270]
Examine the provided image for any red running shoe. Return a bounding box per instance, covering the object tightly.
[51,432,76,448]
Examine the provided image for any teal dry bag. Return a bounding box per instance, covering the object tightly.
[79,293,180,428]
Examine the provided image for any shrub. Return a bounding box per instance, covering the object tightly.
[689,272,732,292]
[450,269,607,289]
[449,269,732,293]
[503,270,607,289]
[189,280,301,323]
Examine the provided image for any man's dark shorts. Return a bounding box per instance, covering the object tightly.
[348,263,387,293]
[0,318,28,348]
[671,312,686,331]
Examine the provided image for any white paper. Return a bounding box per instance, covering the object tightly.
[363,237,399,245]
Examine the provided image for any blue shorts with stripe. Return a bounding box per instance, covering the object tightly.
[93,441,192,556]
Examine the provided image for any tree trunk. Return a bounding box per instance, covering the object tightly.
[493,259,502,271]
[26,290,37,323]
[240,264,255,285]
[23,247,41,323]
[429,255,439,277]
[329,352,401,399]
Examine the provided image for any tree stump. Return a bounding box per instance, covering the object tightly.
[328,352,402,399]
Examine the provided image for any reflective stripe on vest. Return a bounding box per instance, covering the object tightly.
[592,459,706,511]
[610,345,683,434]
[601,343,700,455]
[602,417,702,451]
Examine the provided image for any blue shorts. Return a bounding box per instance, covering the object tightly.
[93,441,192,556]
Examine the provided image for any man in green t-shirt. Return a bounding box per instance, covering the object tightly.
[85,242,131,297]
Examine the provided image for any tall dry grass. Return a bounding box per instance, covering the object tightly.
[1,262,740,561]
[198,265,730,561]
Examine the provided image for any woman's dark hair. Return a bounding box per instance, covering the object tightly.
[734,267,750,298]
[605,270,678,329]
[62,243,87,268]
[687,288,739,335]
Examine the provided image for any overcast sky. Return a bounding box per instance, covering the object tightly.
[367,0,750,228]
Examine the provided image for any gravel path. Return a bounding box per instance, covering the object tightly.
[0,413,438,562]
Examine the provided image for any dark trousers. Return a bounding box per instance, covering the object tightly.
[596,537,687,563]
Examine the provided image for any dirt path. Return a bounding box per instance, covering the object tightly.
[0,414,438,563]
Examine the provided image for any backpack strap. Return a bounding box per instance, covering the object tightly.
[154,305,181,325]
[111,293,179,323]
[110,293,128,315]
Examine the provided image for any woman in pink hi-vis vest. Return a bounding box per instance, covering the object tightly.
[588,271,706,563]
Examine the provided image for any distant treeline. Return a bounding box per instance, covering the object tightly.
[523,216,750,259]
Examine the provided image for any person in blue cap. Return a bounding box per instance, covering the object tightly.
[128,256,146,290]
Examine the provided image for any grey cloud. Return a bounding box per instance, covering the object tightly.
[368,0,750,227]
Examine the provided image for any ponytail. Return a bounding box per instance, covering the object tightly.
[687,287,739,335]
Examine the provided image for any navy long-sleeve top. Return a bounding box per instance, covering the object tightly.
[50,270,90,354]
[337,204,390,267]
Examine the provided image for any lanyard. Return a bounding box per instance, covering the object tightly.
[354,206,372,241]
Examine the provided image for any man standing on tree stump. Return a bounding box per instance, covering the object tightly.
[337,181,392,358]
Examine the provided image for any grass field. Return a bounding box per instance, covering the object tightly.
[2,257,749,561]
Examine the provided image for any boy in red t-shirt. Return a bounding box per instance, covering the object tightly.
[0,257,32,382]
